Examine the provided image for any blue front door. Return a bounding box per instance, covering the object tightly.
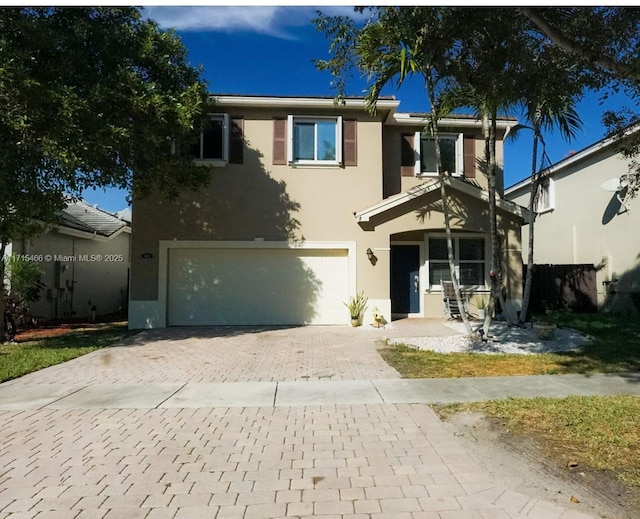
[390,245,420,315]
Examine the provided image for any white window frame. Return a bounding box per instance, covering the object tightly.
[287,115,343,166]
[414,132,464,177]
[535,177,555,213]
[194,113,229,164]
[425,234,489,291]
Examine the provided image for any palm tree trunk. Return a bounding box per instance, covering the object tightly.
[426,69,473,335]
[519,129,540,324]
[482,111,497,335]
[492,113,515,326]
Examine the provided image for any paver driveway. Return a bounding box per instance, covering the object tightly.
[0,323,600,518]
[3,326,404,385]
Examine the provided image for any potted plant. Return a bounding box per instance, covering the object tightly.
[344,291,368,326]
[474,295,488,320]
[372,306,384,328]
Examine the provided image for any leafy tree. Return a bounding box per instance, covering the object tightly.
[0,7,211,340]
[520,7,640,85]
[315,7,596,334]
[521,7,640,207]
[437,8,531,331]
[315,7,475,334]
[602,108,640,202]
[440,10,582,330]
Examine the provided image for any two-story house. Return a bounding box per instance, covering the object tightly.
[128,94,528,328]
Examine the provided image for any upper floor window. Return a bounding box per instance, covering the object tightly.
[287,115,343,165]
[536,177,555,213]
[416,133,464,176]
[193,114,229,162]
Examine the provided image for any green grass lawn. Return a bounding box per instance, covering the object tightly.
[380,313,640,378]
[440,395,640,489]
[0,322,139,383]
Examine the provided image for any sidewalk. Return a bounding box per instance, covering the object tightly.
[0,372,639,409]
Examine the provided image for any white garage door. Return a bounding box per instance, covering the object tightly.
[167,247,349,326]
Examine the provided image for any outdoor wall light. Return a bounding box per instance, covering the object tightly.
[366,247,378,265]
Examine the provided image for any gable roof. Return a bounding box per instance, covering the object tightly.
[505,123,640,197]
[58,199,130,239]
[355,177,529,225]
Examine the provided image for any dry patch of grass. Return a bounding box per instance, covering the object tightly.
[440,395,640,488]
[379,345,563,378]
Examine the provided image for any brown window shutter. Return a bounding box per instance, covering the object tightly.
[401,133,415,176]
[273,118,287,165]
[343,119,357,166]
[463,134,476,178]
[229,117,244,164]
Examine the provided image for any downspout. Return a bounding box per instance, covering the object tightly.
[71,238,76,317]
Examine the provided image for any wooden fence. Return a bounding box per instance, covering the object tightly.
[523,263,598,315]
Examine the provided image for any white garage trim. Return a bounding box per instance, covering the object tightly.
[157,240,356,327]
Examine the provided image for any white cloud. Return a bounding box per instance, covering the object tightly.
[144,6,296,37]
[143,5,368,38]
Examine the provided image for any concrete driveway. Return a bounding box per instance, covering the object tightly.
[0,321,605,518]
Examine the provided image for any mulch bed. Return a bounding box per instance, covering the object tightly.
[14,321,123,342]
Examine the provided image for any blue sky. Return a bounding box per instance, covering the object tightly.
[82,5,637,213]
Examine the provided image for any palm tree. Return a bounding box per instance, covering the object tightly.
[511,98,582,323]
[438,8,529,334]
[357,9,475,334]
[315,7,475,334]
[439,8,585,334]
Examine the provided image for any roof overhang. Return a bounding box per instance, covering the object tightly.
[35,221,131,242]
[57,225,130,241]
[211,94,400,111]
[355,177,530,225]
[391,113,517,131]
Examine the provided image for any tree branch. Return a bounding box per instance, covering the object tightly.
[520,7,640,82]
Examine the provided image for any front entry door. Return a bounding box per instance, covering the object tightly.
[390,245,420,315]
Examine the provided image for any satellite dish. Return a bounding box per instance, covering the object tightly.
[601,176,630,213]
[601,177,624,192]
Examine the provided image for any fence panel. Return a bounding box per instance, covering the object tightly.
[523,264,597,314]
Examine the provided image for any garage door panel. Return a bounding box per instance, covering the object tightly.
[168,248,348,326]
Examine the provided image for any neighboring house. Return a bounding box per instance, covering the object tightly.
[10,199,131,321]
[505,129,640,314]
[129,94,528,328]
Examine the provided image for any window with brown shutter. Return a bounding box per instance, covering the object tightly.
[229,117,244,164]
[463,134,476,178]
[273,118,287,165]
[285,115,344,165]
[401,133,415,176]
[343,119,357,166]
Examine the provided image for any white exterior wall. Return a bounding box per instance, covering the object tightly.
[13,230,131,320]
[508,146,640,312]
